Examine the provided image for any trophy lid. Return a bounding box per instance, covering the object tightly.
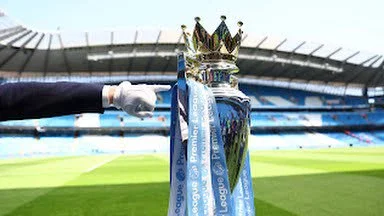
[181,16,243,87]
[181,16,243,63]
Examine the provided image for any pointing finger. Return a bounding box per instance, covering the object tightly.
[148,85,172,93]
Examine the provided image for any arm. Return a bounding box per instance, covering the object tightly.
[0,81,171,121]
[0,82,104,121]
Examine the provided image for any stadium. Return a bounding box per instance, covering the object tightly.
[0,8,383,216]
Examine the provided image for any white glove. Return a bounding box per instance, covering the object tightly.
[112,81,171,118]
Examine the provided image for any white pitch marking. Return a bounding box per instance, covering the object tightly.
[84,155,119,173]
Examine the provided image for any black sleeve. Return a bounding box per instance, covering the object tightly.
[0,82,105,121]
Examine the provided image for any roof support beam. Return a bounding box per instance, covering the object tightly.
[58,33,71,73]
[6,30,32,46]
[325,47,342,59]
[19,33,45,73]
[343,51,360,63]
[273,38,287,51]
[0,30,32,53]
[359,55,378,66]
[292,41,306,53]
[0,32,37,70]
[0,27,25,41]
[308,44,324,56]
[85,32,93,75]
[108,31,114,74]
[145,30,162,73]
[368,55,383,67]
[126,30,138,73]
[43,34,53,76]
[255,36,268,48]
[20,32,39,52]
[0,26,22,36]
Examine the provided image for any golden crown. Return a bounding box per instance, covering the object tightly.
[181,16,243,63]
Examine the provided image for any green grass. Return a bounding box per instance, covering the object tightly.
[0,147,383,216]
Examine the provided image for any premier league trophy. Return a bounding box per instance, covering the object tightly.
[168,16,255,216]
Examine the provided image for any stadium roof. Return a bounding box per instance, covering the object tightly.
[0,11,383,96]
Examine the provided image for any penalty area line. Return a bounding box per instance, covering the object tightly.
[84,155,119,173]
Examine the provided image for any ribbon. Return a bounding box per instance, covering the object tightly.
[232,152,255,215]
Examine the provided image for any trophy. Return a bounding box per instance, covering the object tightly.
[168,16,254,216]
[182,15,250,192]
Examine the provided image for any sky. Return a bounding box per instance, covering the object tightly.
[0,0,383,55]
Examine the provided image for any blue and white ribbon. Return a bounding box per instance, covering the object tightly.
[168,85,187,216]
[205,83,234,216]
[186,81,215,216]
[232,152,255,216]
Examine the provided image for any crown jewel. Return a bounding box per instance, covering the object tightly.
[182,16,243,62]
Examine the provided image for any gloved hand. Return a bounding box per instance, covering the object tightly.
[109,81,171,118]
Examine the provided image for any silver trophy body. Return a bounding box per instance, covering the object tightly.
[200,61,251,191]
[182,16,250,191]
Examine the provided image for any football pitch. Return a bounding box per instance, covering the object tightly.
[0,147,383,216]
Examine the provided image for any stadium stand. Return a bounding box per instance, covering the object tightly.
[0,11,384,158]
[240,84,367,107]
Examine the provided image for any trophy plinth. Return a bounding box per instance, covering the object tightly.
[182,16,250,192]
